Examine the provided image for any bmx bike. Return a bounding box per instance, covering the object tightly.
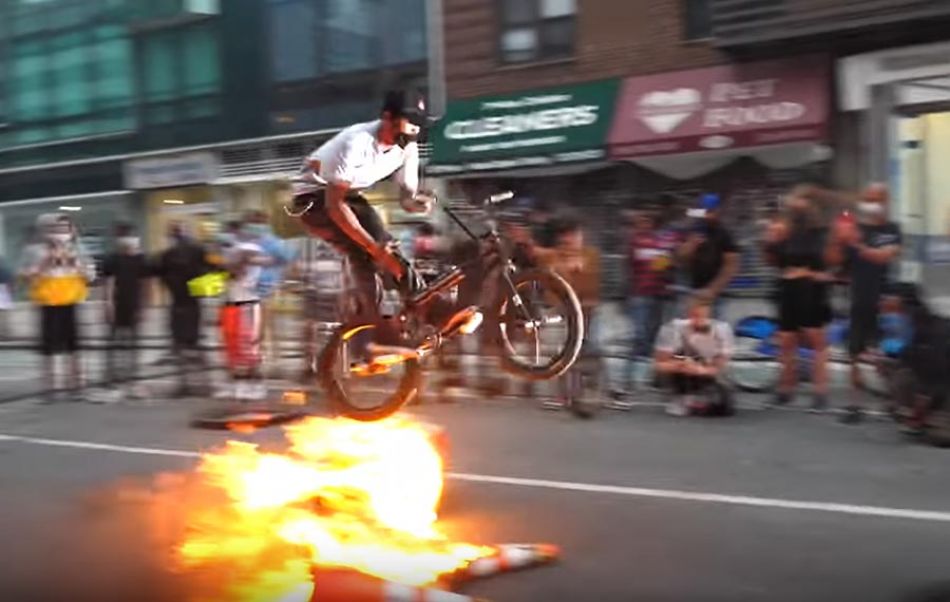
[317,191,586,421]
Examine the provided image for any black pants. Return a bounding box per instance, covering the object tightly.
[671,373,716,395]
[39,304,79,355]
[106,323,139,385]
[298,192,390,344]
[297,191,456,351]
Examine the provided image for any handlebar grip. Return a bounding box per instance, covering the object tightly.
[488,191,514,205]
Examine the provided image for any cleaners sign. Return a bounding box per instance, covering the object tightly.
[609,56,829,158]
[428,79,618,174]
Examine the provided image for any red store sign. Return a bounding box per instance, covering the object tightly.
[608,56,830,158]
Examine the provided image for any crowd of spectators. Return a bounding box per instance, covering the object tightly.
[12,211,291,403]
[6,181,945,435]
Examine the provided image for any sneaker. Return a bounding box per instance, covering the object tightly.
[247,381,268,401]
[605,393,634,411]
[839,406,864,425]
[666,396,689,417]
[810,394,829,414]
[214,383,236,400]
[542,399,565,411]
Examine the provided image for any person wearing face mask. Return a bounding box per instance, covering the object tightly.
[827,183,903,424]
[288,90,464,368]
[654,296,735,417]
[677,193,740,318]
[153,221,212,397]
[19,214,94,402]
[763,187,839,411]
[97,223,150,401]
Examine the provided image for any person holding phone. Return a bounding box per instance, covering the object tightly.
[654,296,735,416]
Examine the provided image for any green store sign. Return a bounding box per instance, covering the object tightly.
[427,79,619,175]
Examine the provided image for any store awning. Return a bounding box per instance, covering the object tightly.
[608,56,830,171]
[426,80,619,176]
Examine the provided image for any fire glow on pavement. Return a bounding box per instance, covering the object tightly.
[172,416,500,602]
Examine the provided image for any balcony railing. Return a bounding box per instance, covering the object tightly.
[711,0,950,47]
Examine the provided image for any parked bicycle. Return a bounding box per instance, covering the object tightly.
[317,192,586,421]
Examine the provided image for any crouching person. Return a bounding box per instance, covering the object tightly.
[654,296,735,417]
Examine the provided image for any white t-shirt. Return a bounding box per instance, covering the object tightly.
[226,242,264,303]
[655,319,734,363]
[292,120,419,197]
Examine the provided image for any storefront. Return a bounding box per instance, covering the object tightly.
[607,55,832,293]
[426,80,631,293]
[838,41,950,297]
[124,151,228,253]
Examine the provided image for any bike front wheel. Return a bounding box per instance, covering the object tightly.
[494,269,584,381]
[317,321,423,422]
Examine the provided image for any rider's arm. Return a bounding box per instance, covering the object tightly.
[394,143,433,214]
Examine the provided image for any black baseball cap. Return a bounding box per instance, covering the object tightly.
[381,89,429,127]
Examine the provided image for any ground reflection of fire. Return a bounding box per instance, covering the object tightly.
[174,416,493,602]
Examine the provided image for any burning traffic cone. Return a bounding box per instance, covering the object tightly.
[454,544,560,581]
[310,568,487,602]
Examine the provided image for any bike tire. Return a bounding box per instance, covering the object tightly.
[317,321,423,422]
[494,269,584,381]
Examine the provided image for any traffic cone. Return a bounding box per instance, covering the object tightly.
[310,568,487,602]
[455,543,560,580]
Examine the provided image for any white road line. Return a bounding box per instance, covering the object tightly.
[1,432,949,524]
[0,434,200,458]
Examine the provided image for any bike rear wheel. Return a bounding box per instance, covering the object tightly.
[495,269,584,381]
[317,321,422,422]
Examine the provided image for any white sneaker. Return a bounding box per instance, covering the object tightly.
[214,383,236,400]
[666,397,689,417]
[248,381,268,401]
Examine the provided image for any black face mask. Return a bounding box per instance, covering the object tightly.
[692,323,711,334]
[395,133,418,149]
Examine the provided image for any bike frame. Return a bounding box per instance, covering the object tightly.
[405,199,522,314]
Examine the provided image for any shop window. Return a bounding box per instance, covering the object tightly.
[499,0,576,64]
[683,0,713,40]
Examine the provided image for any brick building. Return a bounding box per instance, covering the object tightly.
[444,0,722,99]
[429,0,833,298]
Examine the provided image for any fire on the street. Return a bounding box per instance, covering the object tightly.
[174,416,492,601]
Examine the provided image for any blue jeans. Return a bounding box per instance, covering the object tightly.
[623,296,668,390]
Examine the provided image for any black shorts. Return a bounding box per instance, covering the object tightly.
[777,279,829,332]
[849,302,879,357]
[296,190,390,260]
[39,304,79,355]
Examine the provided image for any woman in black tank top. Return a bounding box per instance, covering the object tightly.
[763,187,840,410]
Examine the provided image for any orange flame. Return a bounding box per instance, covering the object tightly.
[175,416,490,602]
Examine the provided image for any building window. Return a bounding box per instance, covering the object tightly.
[7,25,135,145]
[499,0,576,64]
[141,23,222,124]
[683,0,712,40]
[269,0,319,81]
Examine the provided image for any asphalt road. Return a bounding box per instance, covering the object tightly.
[1,384,949,602]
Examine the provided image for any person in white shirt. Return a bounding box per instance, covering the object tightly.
[219,224,271,400]
[654,295,735,417]
[289,90,443,364]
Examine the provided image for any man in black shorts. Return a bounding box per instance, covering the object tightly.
[290,90,476,368]
[839,183,902,423]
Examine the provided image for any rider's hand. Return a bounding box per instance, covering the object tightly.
[373,243,405,279]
